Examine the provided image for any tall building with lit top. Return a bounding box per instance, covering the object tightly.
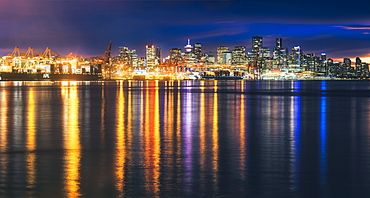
[184,39,193,53]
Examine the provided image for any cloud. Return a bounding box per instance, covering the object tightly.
[335,25,370,30]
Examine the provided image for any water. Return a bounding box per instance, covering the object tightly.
[1,80,370,198]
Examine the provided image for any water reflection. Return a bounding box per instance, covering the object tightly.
[115,84,126,197]
[61,84,81,197]
[0,80,370,197]
[0,88,8,195]
[26,88,36,194]
[211,81,219,194]
[144,81,160,196]
[290,81,301,191]
[320,81,327,186]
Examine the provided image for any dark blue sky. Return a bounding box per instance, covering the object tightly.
[1,0,370,61]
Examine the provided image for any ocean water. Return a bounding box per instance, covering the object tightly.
[1,80,370,198]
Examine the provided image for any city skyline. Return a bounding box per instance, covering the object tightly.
[1,0,370,62]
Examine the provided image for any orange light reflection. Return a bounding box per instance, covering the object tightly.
[26,88,36,191]
[61,85,81,198]
[115,85,126,196]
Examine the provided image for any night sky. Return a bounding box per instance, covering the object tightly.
[1,0,370,62]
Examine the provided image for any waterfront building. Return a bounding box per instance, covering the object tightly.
[301,53,319,72]
[288,46,302,72]
[232,46,247,65]
[203,52,215,65]
[252,36,263,51]
[222,52,232,65]
[217,46,229,64]
[119,46,138,67]
[146,44,156,67]
[156,46,162,65]
[146,44,161,67]
[248,36,270,63]
[193,43,202,62]
[272,38,288,68]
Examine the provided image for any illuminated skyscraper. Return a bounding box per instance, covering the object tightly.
[217,46,229,64]
[232,46,246,65]
[119,46,137,67]
[193,43,202,62]
[155,46,162,64]
[248,36,270,59]
[273,38,288,68]
[252,36,263,51]
[146,44,156,67]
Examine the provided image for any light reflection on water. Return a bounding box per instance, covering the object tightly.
[61,84,81,197]
[0,80,370,197]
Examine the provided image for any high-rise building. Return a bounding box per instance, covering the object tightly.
[145,44,161,67]
[223,52,232,65]
[146,44,156,67]
[217,46,229,64]
[248,36,270,60]
[252,36,263,51]
[119,46,137,67]
[193,43,202,62]
[272,38,288,68]
[232,46,247,65]
[155,46,162,65]
[169,48,182,64]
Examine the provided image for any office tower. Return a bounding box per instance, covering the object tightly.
[272,38,288,68]
[169,48,183,65]
[290,46,302,65]
[119,46,137,67]
[146,44,157,67]
[248,36,270,61]
[252,36,263,51]
[217,46,229,64]
[276,38,282,48]
[232,46,247,65]
[193,43,202,62]
[156,46,162,65]
[341,58,353,78]
[223,52,232,65]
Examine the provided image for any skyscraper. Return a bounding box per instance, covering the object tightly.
[232,46,246,65]
[252,36,263,51]
[155,46,162,64]
[193,43,202,62]
[217,46,229,64]
[272,38,288,68]
[248,36,270,59]
[119,46,137,67]
[146,44,156,67]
